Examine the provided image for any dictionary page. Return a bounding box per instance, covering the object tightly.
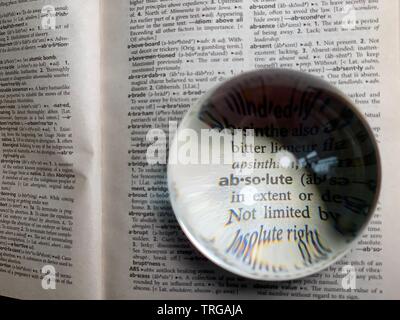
[102,0,400,299]
[0,0,102,299]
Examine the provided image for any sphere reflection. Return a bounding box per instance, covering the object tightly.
[168,69,380,281]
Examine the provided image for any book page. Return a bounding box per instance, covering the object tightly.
[102,0,400,299]
[0,0,102,299]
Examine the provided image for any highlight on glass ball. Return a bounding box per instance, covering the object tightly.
[167,69,381,281]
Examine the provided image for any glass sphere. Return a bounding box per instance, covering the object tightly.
[168,69,380,281]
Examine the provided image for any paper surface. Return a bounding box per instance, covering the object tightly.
[0,0,399,299]
[0,0,102,299]
[102,0,400,299]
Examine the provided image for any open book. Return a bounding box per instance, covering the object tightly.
[0,0,399,299]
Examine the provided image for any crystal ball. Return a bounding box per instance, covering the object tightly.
[168,69,380,281]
